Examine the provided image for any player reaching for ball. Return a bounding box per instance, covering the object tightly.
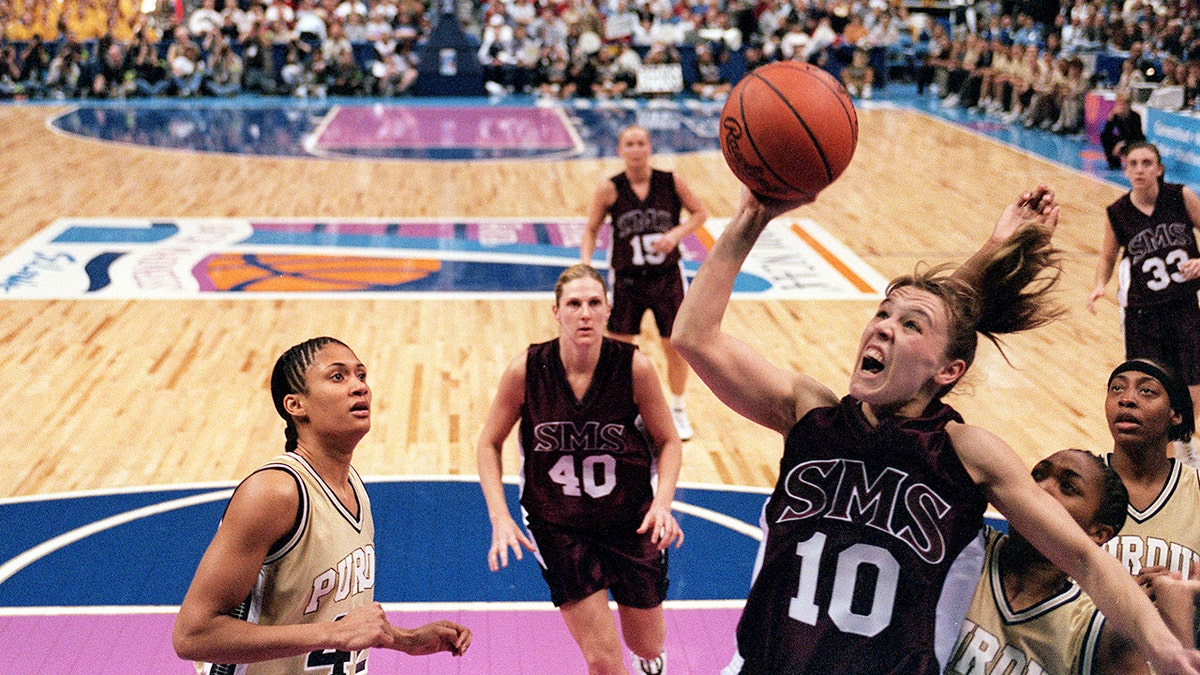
[672,186,1200,675]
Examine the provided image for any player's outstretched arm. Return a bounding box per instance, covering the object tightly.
[477,354,535,572]
[672,187,833,435]
[950,422,1200,675]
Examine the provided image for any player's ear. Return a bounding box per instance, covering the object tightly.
[933,359,967,387]
[283,393,305,419]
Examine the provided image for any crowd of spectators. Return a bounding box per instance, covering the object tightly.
[0,0,1197,130]
[917,0,1200,137]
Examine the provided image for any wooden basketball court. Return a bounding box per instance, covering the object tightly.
[0,101,1127,499]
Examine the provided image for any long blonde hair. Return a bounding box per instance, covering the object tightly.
[888,221,1064,397]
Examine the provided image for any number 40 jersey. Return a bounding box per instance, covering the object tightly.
[517,338,655,531]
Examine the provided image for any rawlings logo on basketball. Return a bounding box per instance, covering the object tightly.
[721,115,775,193]
[719,62,858,200]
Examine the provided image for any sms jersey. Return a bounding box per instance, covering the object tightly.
[607,169,683,275]
[727,397,988,675]
[1106,182,1200,308]
[518,337,655,531]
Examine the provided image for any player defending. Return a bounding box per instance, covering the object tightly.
[946,449,1142,675]
[582,125,708,440]
[173,337,471,673]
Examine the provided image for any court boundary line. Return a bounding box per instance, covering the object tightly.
[0,479,767,591]
[0,599,748,617]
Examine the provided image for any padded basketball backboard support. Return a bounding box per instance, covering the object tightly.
[414,0,485,96]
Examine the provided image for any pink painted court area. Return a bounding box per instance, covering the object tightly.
[314,106,578,151]
[1,606,741,673]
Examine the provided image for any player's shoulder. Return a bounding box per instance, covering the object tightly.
[224,462,305,535]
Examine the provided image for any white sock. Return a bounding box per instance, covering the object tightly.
[671,394,685,411]
[635,651,666,675]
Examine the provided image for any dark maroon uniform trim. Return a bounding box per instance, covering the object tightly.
[734,397,987,675]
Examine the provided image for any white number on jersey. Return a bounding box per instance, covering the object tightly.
[1142,249,1191,291]
[548,454,617,498]
[788,532,900,637]
[630,233,667,266]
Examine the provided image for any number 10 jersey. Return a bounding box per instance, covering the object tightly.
[729,397,988,675]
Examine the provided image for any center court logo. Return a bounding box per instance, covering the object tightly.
[0,217,885,299]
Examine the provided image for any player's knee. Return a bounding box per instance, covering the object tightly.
[580,646,626,675]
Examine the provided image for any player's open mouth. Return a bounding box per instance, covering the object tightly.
[861,355,884,374]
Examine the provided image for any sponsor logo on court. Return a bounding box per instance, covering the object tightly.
[0,218,885,299]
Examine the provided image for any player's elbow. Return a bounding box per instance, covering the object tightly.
[172,618,204,661]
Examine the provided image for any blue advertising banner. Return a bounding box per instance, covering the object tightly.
[1146,107,1200,188]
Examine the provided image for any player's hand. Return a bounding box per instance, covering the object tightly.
[1138,565,1174,599]
[487,515,536,572]
[329,603,396,652]
[1178,258,1200,281]
[651,231,682,255]
[993,185,1058,243]
[638,503,683,550]
[394,620,472,656]
[741,185,815,222]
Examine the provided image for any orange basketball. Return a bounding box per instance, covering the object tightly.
[719,61,859,201]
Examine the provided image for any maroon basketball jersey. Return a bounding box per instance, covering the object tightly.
[732,397,987,675]
[608,169,683,275]
[1107,182,1200,307]
[518,338,654,530]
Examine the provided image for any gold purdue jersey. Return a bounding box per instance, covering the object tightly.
[202,452,376,675]
[1104,456,1200,578]
[946,528,1102,675]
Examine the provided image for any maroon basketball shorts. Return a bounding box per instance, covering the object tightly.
[1123,295,1200,385]
[608,267,685,338]
[526,517,669,609]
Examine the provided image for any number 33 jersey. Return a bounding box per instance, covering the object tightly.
[518,338,655,531]
[729,397,988,675]
[1107,182,1200,308]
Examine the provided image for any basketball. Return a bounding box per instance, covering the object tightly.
[719,61,859,201]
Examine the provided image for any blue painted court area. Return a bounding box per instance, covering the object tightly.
[0,480,769,673]
[0,479,767,607]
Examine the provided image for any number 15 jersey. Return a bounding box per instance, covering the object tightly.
[728,397,987,675]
